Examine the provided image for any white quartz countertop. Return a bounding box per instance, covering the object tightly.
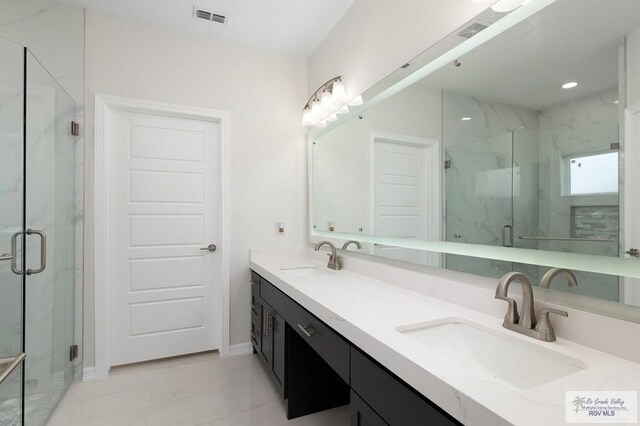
[250,255,640,426]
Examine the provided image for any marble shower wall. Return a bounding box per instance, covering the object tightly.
[442,91,540,279]
[537,90,620,301]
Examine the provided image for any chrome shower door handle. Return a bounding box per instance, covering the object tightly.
[10,231,23,275]
[10,229,47,276]
[26,229,47,275]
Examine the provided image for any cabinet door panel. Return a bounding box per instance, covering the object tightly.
[260,305,273,365]
[351,391,388,426]
[272,313,286,397]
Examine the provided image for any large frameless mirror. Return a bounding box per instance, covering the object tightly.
[309,0,640,316]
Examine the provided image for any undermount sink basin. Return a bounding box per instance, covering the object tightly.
[396,318,587,390]
[280,267,333,277]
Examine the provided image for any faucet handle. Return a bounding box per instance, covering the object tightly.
[535,308,568,342]
[495,295,520,325]
[540,308,568,317]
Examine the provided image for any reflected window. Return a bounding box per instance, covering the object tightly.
[562,151,618,196]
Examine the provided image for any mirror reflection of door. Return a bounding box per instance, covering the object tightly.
[371,132,441,267]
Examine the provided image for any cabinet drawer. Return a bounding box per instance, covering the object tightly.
[351,348,460,426]
[286,298,350,383]
[260,278,286,315]
[351,390,388,426]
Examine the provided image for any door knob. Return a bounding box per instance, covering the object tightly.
[626,248,640,258]
[200,244,217,252]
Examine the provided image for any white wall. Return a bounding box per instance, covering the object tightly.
[307,0,490,99]
[83,11,308,368]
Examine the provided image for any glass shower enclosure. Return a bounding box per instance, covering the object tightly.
[0,37,76,425]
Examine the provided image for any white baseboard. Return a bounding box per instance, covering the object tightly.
[228,342,253,357]
[82,367,96,381]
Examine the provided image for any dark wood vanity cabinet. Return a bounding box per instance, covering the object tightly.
[250,270,460,426]
[250,273,286,398]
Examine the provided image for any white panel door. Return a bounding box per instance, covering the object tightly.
[109,109,220,366]
[373,140,439,266]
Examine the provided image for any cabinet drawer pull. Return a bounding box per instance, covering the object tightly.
[297,324,316,338]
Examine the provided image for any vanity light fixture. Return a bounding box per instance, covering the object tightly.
[302,76,362,127]
[562,81,578,89]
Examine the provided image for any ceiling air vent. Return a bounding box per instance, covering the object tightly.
[457,21,489,39]
[193,6,228,24]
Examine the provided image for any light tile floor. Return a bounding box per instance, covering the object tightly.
[48,352,349,426]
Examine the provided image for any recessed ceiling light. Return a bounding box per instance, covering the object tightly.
[461,117,472,121]
[562,82,578,89]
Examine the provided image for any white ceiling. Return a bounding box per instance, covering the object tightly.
[58,0,355,56]
[423,0,640,111]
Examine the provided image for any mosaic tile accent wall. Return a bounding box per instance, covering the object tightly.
[572,205,619,240]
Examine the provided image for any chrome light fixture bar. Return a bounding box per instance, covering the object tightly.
[302,76,363,127]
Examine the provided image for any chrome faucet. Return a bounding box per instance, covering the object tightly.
[314,241,341,270]
[341,240,362,251]
[539,268,578,289]
[495,272,567,342]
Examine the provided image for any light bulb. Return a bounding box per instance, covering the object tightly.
[336,105,349,115]
[327,114,337,122]
[491,0,524,12]
[320,89,334,113]
[310,98,322,120]
[301,106,314,126]
[348,95,363,107]
[331,79,348,104]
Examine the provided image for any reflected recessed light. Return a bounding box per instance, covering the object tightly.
[461,117,472,121]
[614,100,620,105]
[562,81,578,89]
[491,0,525,12]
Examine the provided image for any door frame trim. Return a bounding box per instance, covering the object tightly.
[623,101,640,306]
[93,94,231,379]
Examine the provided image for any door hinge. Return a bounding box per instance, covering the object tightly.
[69,344,79,361]
[611,142,620,150]
[444,160,452,169]
[71,121,80,136]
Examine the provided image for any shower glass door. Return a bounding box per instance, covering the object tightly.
[444,133,515,277]
[0,37,26,426]
[24,50,76,425]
